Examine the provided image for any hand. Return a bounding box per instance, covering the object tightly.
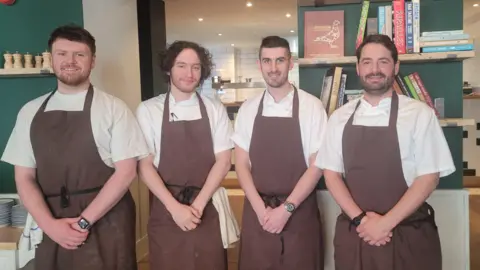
[357,212,393,246]
[191,199,207,219]
[262,205,292,234]
[169,202,201,231]
[43,217,89,250]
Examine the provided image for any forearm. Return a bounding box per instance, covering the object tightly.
[14,167,54,230]
[81,159,137,224]
[383,173,439,230]
[194,151,231,208]
[138,156,178,212]
[286,165,322,207]
[324,170,363,219]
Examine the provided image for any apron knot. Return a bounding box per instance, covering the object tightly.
[60,186,69,209]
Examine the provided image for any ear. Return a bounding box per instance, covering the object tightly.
[356,62,360,76]
[257,59,261,71]
[91,55,96,70]
[289,56,294,70]
[394,60,400,75]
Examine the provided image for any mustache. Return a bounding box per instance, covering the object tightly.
[366,72,386,79]
[268,72,280,76]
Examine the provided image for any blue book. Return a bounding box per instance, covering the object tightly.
[378,6,385,35]
[421,44,474,53]
[419,34,470,42]
[405,2,414,53]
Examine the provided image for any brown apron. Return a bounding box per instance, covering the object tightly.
[148,91,227,270]
[30,85,137,270]
[238,87,324,270]
[334,91,442,270]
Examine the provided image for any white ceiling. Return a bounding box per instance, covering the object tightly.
[164,0,298,49]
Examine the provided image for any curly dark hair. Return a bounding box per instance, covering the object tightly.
[48,24,96,55]
[356,34,398,63]
[158,41,214,86]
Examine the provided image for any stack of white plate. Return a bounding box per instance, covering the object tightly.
[0,199,14,227]
[11,204,28,228]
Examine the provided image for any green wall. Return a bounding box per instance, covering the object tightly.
[298,0,464,189]
[0,1,83,193]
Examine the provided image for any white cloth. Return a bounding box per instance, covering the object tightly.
[211,187,240,249]
[1,87,149,168]
[315,94,456,186]
[231,88,328,166]
[135,92,234,167]
[18,213,42,268]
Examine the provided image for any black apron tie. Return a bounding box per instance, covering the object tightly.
[45,185,104,209]
[259,192,288,263]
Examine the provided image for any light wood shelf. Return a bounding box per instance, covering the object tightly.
[0,227,22,250]
[463,95,480,100]
[438,118,475,127]
[0,67,54,77]
[297,51,475,67]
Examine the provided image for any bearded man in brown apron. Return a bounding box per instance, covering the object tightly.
[136,40,233,270]
[316,34,456,270]
[232,36,327,270]
[1,25,149,269]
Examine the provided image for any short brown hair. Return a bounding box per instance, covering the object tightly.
[48,24,96,55]
[259,36,291,58]
[158,41,213,86]
[356,34,398,63]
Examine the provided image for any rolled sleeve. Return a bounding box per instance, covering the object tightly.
[231,105,251,152]
[413,108,455,178]
[315,112,345,173]
[308,99,329,155]
[110,99,149,163]
[213,104,234,154]
[135,102,157,156]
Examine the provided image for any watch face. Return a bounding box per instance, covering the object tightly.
[285,203,295,212]
[78,218,90,229]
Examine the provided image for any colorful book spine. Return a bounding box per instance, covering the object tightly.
[356,0,370,49]
[419,33,470,42]
[421,30,464,36]
[405,1,414,53]
[412,0,420,53]
[421,43,474,53]
[412,72,439,116]
[378,6,386,35]
[393,0,406,54]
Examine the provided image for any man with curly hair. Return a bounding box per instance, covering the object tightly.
[136,40,233,269]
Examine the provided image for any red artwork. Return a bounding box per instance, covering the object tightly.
[0,0,16,5]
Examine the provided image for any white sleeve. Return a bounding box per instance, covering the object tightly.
[308,98,329,155]
[110,99,150,162]
[315,112,345,173]
[212,103,234,154]
[1,105,36,168]
[135,103,157,156]
[231,104,252,152]
[413,107,455,178]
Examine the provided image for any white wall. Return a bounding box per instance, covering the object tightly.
[82,0,149,261]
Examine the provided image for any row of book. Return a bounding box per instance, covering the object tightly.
[319,66,439,116]
[358,0,473,54]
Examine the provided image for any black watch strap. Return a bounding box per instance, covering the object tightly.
[78,217,91,230]
[351,211,366,227]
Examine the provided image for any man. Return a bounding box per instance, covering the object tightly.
[136,40,233,269]
[316,34,455,270]
[1,25,148,270]
[232,36,327,270]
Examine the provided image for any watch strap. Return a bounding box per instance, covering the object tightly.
[351,211,366,227]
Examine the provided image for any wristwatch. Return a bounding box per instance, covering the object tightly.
[284,201,296,213]
[78,217,92,230]
[351,211,366,227]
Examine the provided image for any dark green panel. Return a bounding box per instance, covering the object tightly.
[0,1,83,193]
[298,0,464,189]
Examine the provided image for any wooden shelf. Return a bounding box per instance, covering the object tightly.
[439,118,475,127]
[0,67,54,77]
[298,51,475,67]
[463,95,480,100]
[298,0,385,6]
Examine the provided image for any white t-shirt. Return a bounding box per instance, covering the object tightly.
[231,88,328,166]
[1,87,149,168]
[135,92,234,168]
[315,94,456,187]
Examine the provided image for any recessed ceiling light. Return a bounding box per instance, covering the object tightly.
[286,13,291,18]
[246,1,253,7]
[290,30,295,33]
[231,44,235,46]
[474,3,479,7]
[218,33,222,36]
[198,18,204,21]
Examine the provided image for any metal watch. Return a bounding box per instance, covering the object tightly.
[78,217,91,230]
[352,211,366,227]
[284,201,296,213]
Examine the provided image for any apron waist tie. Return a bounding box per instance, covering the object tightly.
[45,185,104,209]
[166,183,202,205]
[259,192,288,263]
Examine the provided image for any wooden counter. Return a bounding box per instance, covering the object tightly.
[0,227,22,250]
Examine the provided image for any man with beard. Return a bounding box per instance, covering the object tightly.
[316,34,455,270]
[233,36,327,269]
[1,25,148,270]
[135,40,233,269]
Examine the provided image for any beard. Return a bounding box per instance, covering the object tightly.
[360,71,395,96]
[54,65,91,87]
[263,71,289,88]
[171,78,198,93]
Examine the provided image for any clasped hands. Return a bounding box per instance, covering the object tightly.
[356,212,394,246]
[257,205,292,234]
[170,200,205,232]
[42,217,89,250]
